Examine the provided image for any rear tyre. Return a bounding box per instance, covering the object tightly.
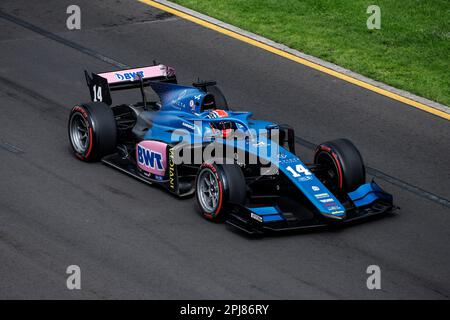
[195,162,246,221]
[68,102,117,161]
[207,85,229,110]
[314,139,365,193]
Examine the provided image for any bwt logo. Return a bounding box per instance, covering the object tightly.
[115,71,144,81]
[138,145,164,170]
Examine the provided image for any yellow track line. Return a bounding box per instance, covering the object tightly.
[139,0,450,121]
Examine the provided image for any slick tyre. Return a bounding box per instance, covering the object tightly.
[207,85,229,110]
[196,162,246,221]
[314,138,365,193]
[68,102,117,162]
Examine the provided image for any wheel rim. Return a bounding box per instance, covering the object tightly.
[197,169,220,213]
[316,151,340,191]
[70,113,90,153]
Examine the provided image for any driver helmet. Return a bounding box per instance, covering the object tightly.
[207,109,234,138]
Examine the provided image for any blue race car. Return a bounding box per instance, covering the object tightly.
[68,64,395,234]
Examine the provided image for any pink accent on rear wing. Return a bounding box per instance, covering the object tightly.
[97,64,175,84]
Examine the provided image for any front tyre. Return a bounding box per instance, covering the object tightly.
[314,138,365,193]
[195,162,246,221]
[68,102,117,161]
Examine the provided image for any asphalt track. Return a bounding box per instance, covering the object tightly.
[0,0,449,299]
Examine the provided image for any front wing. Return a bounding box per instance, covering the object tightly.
[225,181,396,234]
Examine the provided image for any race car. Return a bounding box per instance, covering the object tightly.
[68,63,395,234]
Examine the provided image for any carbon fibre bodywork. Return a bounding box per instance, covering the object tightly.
[80,64,395,233]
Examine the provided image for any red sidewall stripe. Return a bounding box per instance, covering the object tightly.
[331,152,344,190]
[316,146,344,191]
[200,164,224,220]
[71,106,94,160]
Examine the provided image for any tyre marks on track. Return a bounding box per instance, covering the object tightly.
[0,10,128,69]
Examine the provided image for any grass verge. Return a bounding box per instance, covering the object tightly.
[172,0,450,106]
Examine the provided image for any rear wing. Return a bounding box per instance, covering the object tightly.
[84,64,176,106]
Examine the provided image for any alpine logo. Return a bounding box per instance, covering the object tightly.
[115,71,144,81]
[137,145,163,171]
